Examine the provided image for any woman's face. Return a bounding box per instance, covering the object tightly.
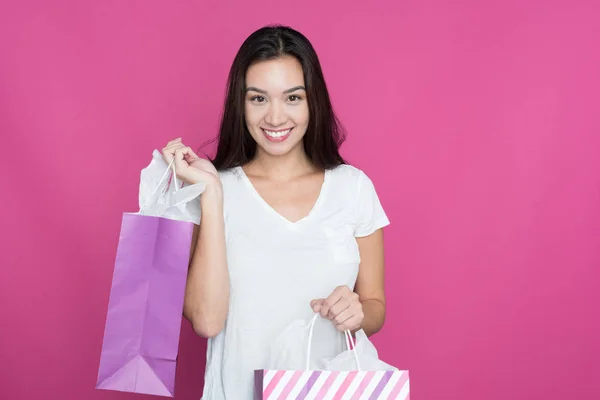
[244,56,310,159]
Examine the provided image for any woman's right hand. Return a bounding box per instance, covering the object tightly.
[161,138,221,189]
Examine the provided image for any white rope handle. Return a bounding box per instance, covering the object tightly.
[305,313,361,371]
[139,157,178,213]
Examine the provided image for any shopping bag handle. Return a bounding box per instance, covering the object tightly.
[139,157,179,213]
[305,313,361,371]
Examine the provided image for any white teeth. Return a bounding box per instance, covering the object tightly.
[264,129,291,138]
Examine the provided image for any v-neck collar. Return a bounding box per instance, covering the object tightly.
[236,166,330,228]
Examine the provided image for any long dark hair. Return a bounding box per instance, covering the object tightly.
[210,25,347,171]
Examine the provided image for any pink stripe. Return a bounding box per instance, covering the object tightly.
[350,371,376,400]
[332,371,359,400]
[315,371,340,398]
[344,334,354,350]
[278,371,304,399]
[263,370,286,399]
[387,371,410,399]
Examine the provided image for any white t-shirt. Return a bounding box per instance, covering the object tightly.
[201,164,390,399]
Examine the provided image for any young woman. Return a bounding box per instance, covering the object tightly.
[161,25,390,399]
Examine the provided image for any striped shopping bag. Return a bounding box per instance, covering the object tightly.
[255,315,410,399]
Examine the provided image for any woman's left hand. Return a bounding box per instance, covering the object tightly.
[310,285,364,332]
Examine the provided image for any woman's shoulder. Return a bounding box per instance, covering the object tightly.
[329,164,390,234]
[327,163,371,187]
[327,163,385,205]
[216,167,246,203]
[217,166,244,184]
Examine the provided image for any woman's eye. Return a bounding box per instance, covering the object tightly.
[251,96,266,103]
[288,95,302,102]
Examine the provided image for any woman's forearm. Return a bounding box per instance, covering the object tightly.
[357,298,386,337]
[183,186,229,338]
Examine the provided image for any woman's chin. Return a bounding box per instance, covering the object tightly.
[257,140,303,158]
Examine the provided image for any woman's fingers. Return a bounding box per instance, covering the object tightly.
[320,286,355,319]
[333,307,355,331]
[312,286,363,332]
[174,146,193,171]
[328,297,352,320]
[311,299,325,313]
[162,144,178,163]
[162,139,188,163]
[319,292,343,319]
[173,146,197,160]
[160,140,218,185]
[335,313,362,332]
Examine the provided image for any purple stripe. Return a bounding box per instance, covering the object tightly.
[368,371,395,400]
[254,370,265,400]
[295,371,322,400]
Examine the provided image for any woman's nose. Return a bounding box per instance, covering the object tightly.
[264,101,286,126]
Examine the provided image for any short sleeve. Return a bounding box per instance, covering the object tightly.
[354,170,390,237]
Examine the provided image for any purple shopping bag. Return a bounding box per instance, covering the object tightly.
[96,213,193,397]
[96,155,202,397]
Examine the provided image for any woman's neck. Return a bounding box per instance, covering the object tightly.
[245,147,318,181]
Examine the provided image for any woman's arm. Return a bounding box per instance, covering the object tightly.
[354,228,387,336]
[161,139,230,339]
[311,228,387,337]
[183,185,229,338]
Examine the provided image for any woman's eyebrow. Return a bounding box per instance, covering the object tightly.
[283,85,306,94]
[245,85,306,94]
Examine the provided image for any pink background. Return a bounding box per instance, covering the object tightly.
[1,1,599,399]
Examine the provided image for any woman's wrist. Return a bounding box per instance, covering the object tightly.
[200,184,224,211]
